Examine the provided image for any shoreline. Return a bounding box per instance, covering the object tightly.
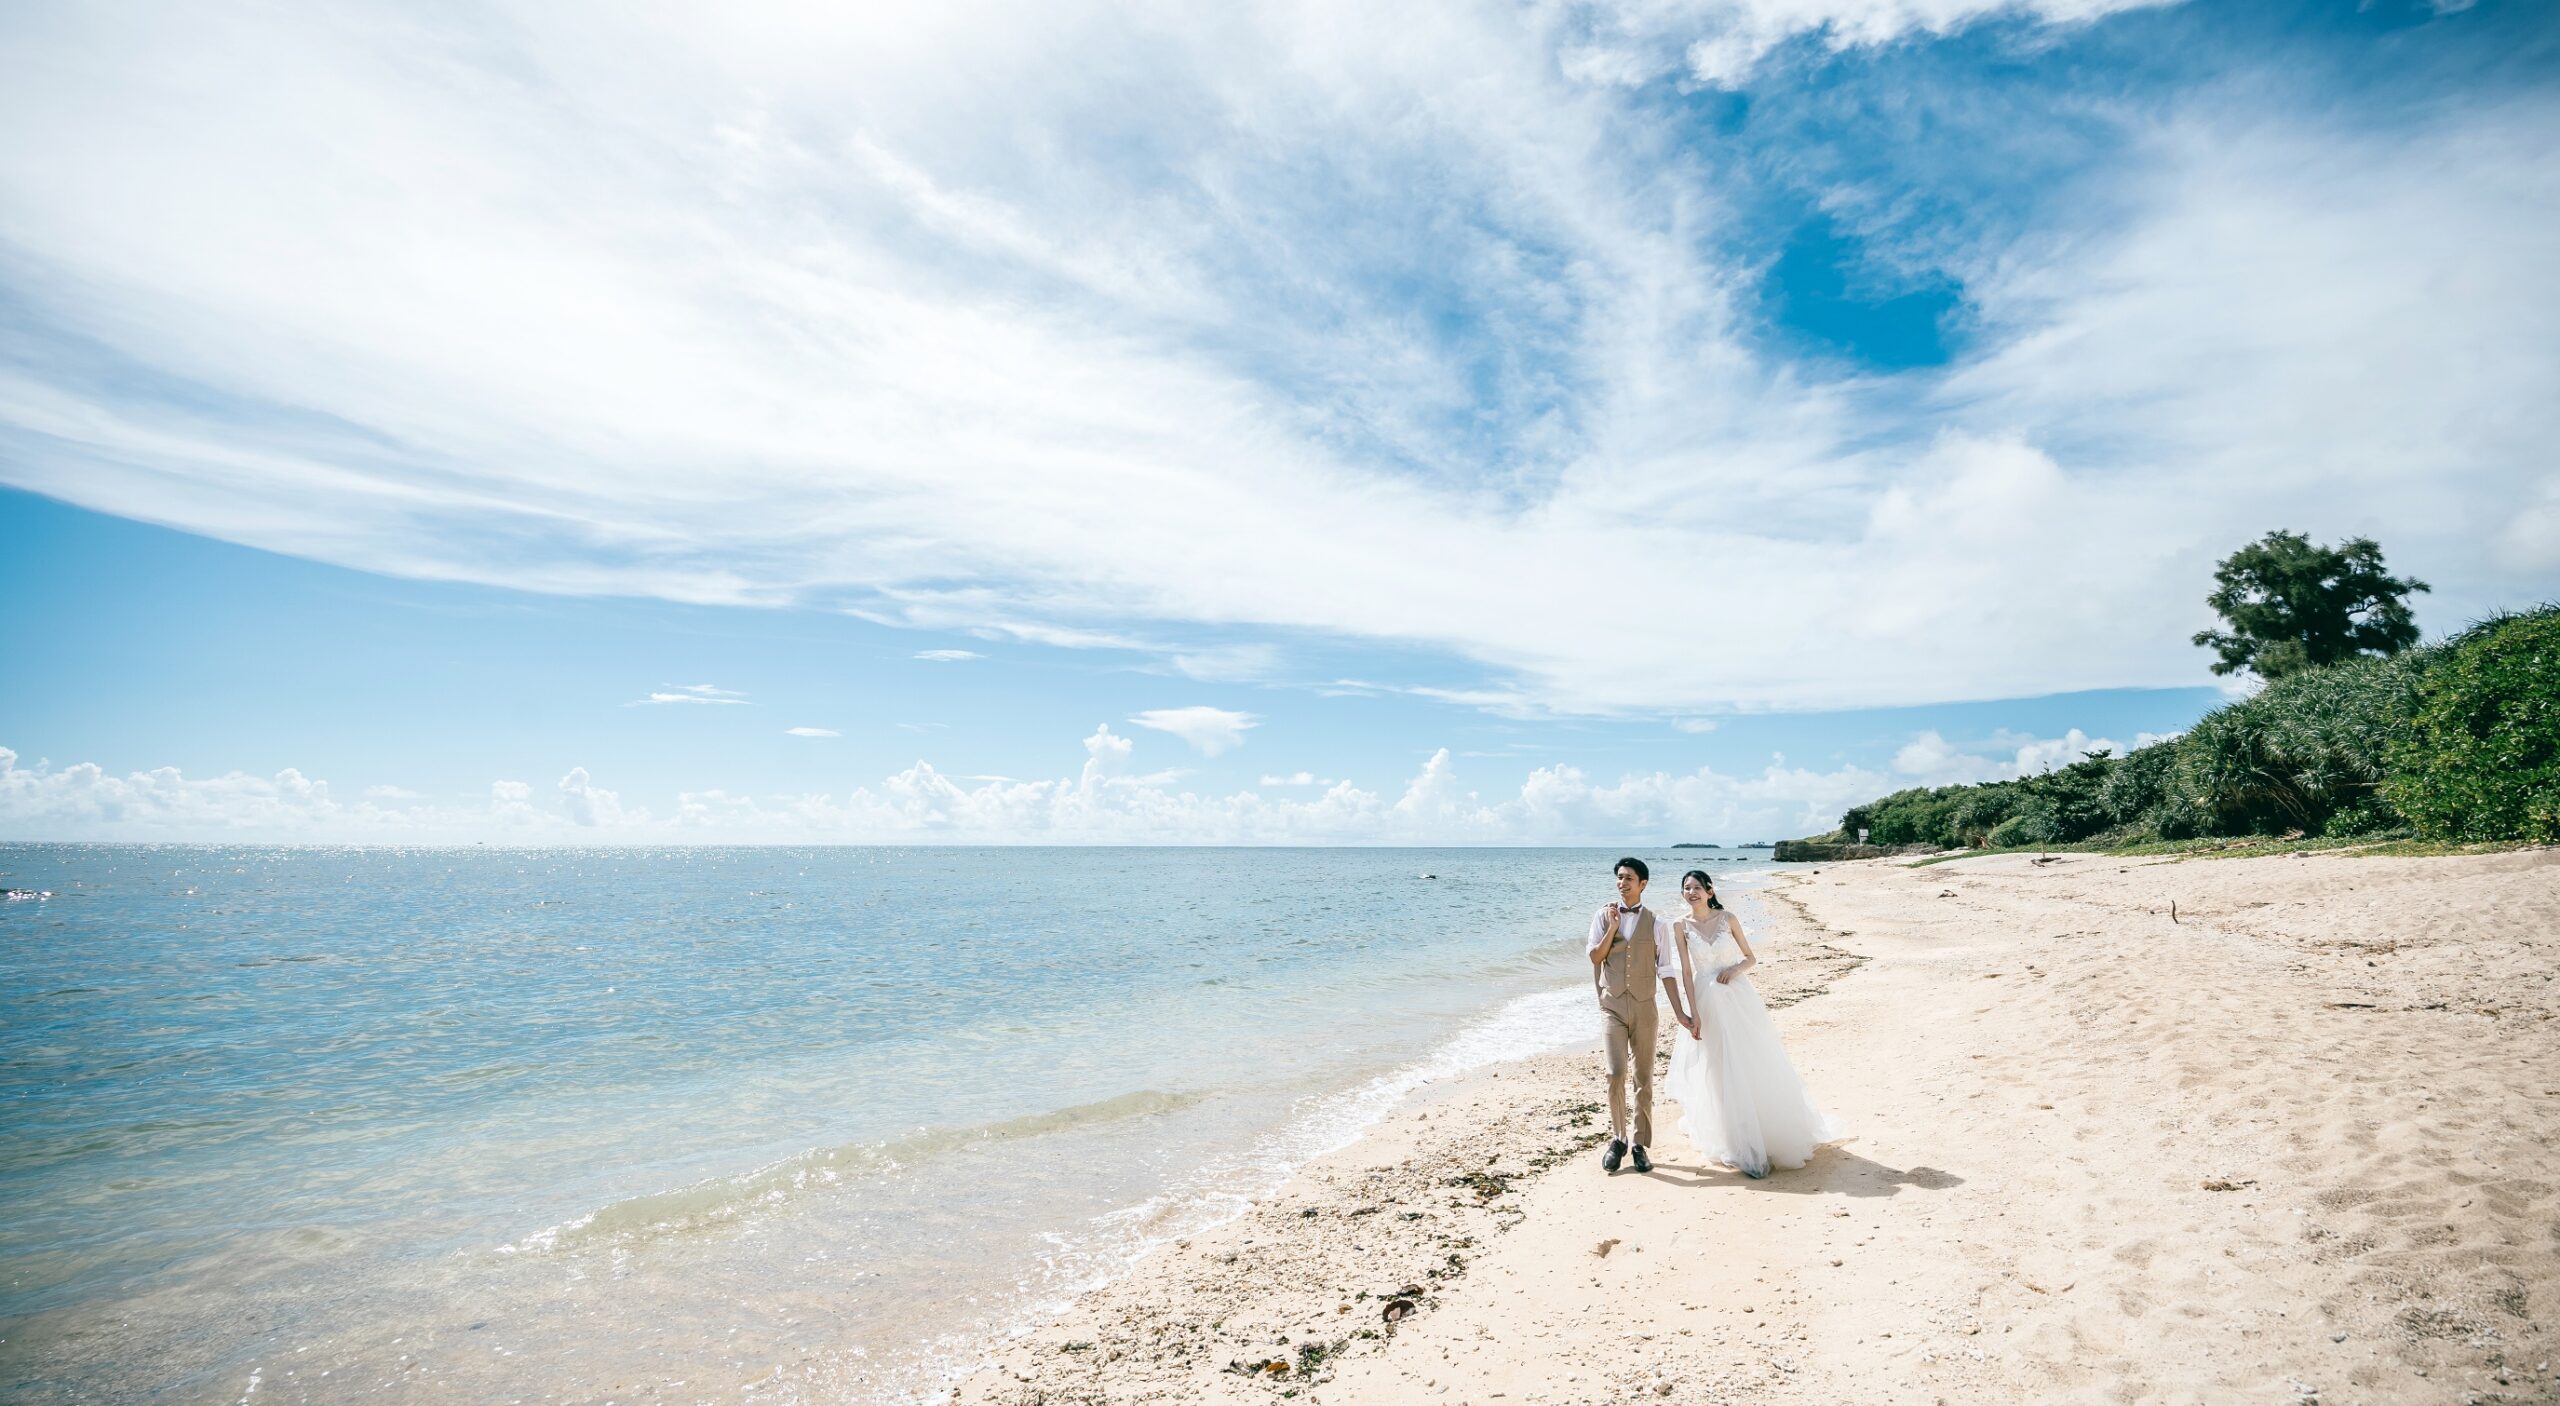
[952,847,2560,1404]
[945,877,1866,1405]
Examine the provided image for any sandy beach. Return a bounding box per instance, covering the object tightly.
[953,847,2560,1405]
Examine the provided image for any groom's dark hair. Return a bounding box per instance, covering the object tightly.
[1613,856,1649,881]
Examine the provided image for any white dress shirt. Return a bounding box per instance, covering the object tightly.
[1586,904,1681,981]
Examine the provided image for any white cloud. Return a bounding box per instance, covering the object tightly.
[784,726,840,737]
[1936,100,2560,634]
[0,745,348,835]
[2491,472,2560,577]
[633,684,748,706]
[0,747,659,838]
[1128,707,1259,756]
[1891,727,2087,786]
[913,650,983,662]
[1080,723,1135,785]
[0,4,2543,720]
[1559,0,2179,89]
[1168,644,1284,683]
[1329,681,1549,719]
[1691,0,2175,85]
[557,766,637,827]
[0,725,2121,844]
[1672,719,1719,734]
[1890,726,2172,787]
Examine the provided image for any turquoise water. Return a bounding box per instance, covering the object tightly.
[0,845,1775,1403]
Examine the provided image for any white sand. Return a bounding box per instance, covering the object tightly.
[954,847,2560,1404]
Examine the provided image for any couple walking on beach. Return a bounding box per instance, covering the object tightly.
[1589,857,1838,1179]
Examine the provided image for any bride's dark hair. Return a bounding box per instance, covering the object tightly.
[1682,869,1723,910]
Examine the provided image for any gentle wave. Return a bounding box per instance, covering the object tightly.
[1269,984,1594,1166]
[505,1088,1207,1254]
[866,980,1603,1401]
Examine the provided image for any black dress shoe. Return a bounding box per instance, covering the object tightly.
[1602,1138,1626,1173]
[1630,1144,1652,1174]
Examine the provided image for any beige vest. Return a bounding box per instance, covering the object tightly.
[1594,908,1659,1005]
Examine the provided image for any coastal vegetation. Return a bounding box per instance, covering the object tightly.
[1803,533,2556,853]
[2190,529,2429,680]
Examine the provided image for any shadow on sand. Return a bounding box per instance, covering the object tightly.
[1634,1144,1963,1198]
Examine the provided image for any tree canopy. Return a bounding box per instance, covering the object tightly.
[2192,530,2428,679]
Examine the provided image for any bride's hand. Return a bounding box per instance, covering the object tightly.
[1715,968,1737,985]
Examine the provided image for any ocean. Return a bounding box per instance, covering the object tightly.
[0,845,1779,1403]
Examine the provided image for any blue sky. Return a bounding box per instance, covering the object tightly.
[1,0,2553,842]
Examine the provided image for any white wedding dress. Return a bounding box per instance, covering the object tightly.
[1667,915,1840,1177]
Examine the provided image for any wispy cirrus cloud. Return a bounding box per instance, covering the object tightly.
[913,649,984,662]
[631,684,749,707]
[1129,707,1259,756]
[0,1,2547,721]
[1565,0,2181,89]
[783,726,839,737]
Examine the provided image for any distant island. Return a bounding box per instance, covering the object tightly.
[1670,843,1721,849]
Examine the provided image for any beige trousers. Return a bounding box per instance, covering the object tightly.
[1599,989,1658,1146]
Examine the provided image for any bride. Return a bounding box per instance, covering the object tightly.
[1666,869,1840,1178]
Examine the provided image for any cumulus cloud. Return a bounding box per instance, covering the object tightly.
[557,766,637,827]
[1128,707,1258,756]
[784,726,840,737]
[0,747,667,839]
[1890,726,2183,787]
[1078,723,1136,786]
[2,727,2117,844]
[0,746,352,835]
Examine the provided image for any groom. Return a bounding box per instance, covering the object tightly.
[1589,857,1692,1174]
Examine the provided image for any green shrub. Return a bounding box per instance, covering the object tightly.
[1804,610,2558,850]
[2100,741,2173,823]
[1842,788,1945,847]
[1947,784,2024,846]
[2381,606,2560,842]
[2040,750,2118,841]
[2169,650,2426,836]
[2100,741,2206,836]
[1987,807,2057,848]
